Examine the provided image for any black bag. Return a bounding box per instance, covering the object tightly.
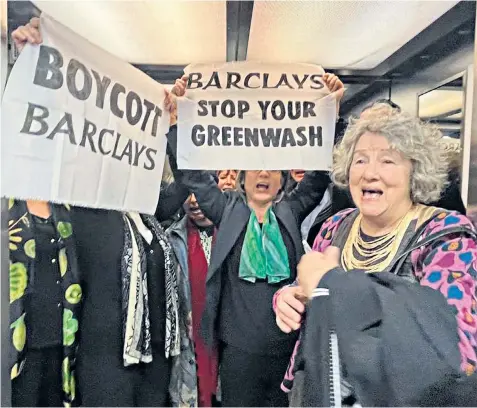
[302,271,470,407]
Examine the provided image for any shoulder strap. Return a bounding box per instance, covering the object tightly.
[392,218,477,274]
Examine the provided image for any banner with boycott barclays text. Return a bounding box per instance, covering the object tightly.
[176,62,336,170]
[1,14,170,214]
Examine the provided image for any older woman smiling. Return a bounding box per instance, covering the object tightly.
[274,106,477,405]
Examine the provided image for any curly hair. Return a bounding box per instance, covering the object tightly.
[333,106,449,204]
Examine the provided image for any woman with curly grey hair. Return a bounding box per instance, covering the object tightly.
[274,106,477,406]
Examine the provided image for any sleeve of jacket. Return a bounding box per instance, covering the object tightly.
[155,180,190,222]
[411,218,477,375]
[286,171,331,225]
[313,266,466,405]
[166,125,227,226]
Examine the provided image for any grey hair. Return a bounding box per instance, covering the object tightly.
[333,107,449,204]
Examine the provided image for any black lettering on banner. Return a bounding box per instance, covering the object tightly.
[99,129,114,155]
[118,139,133,165]
[111,132,123,160]
[271,101,285,121]
[133,141,147,166]
[288,101,302,120]
[303,101,316,118]
[310,74,324,90]
[209,101,220,117]
[20,103,50,135]
[258,101,270,120]
[66,59,93,101]
[191,125,205,146]
[141,100,155,132]
[221,126,232,146]
[92,70,111,109]
[262,73,273,89]
[281,128,297,147]
[203,72,221,90]
[237,101,250,119]
[144,148,157,170]
[292,74,309,89]
[80,119,97,152]
[208,125,220,146]
[296,127,308,146]
[151,106,162,137]
[227,72,244,89]
[110,83,126,118]
[197,100,208,116]
[47,112,76,145]
[221,100,235,118]
[126,91,142,126]
[260,128,281,147]
[244,128,259,146]
[275,74,293,89]
[244,73,260,89]
[233,127,244,146]
[187,73,203,89]
[309,126,323,146]
[33,45,64,90]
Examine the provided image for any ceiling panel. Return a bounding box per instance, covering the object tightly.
[247,0,459,70]
[33,0,226,64]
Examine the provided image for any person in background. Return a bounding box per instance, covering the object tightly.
[168,190,224,407]
[274,106,477,406]
[11,18,189,407]
[9,197,82,407]
[165,74,344,407]
[287,170,332,246]
[216,170,237,191]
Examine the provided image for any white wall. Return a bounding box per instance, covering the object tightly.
[349,43,475,116]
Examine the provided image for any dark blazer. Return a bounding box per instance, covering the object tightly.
[166,126,330,347]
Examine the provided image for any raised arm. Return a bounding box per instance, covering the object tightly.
[155,180,189,222]
[286,171,331,225]
[166,125,227,226]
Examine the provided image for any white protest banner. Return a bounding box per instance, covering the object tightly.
[177,62,336,170]
[1,14,169,214]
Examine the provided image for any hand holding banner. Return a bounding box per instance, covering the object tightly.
[177,62,337,170]
[1,14,170,214]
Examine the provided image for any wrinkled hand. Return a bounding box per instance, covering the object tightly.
[12,17,42,53]
[323,73,345,115]
[275,285,307,333]
[297,246,340,298]
[171,75,188,97]
[164,90,177,126]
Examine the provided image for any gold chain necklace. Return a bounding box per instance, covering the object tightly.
[341,206,418,273]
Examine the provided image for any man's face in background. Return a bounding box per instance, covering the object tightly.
[183,193,213,227]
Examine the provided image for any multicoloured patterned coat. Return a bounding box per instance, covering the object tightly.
[275,208,477,392]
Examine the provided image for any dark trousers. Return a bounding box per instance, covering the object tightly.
[77,345,171,407]
[12,347,63,407]
[220,343,290,407]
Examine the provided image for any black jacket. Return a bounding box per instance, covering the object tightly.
[302,268,475,407]
[166,126,330,347]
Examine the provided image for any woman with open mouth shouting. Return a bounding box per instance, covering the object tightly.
[165,74,344,406]
[274,105,477,406]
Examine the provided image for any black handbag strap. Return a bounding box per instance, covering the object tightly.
[392,215,477,274]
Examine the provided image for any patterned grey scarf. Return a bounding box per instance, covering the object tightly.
[121,213,180,367]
